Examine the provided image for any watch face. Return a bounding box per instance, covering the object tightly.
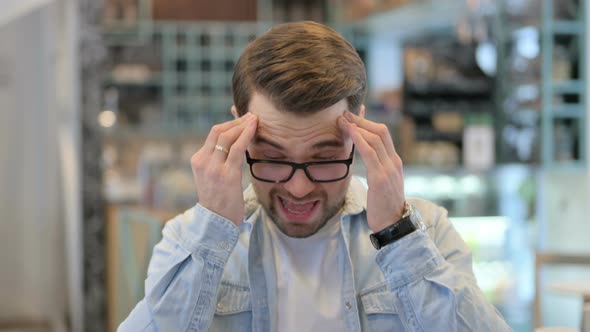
[369,234,381,250]
[409,208,426,232]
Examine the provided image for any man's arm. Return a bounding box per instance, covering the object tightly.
[339,109,512,331]
[375,205,512,331]
[118,204,239,331]
[120,112,259,331]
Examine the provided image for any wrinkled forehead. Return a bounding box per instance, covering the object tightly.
[249,94,349,149]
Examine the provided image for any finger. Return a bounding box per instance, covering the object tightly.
[212,117,254,162]
[347,122,383,172]
[341,116,393,166]
[355,126,394,168]
[203,112,254,152]
[344,111,397,158]
[226,116,258,166]
[337,115,352,136]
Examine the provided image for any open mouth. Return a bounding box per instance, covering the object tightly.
[277,196,320,222]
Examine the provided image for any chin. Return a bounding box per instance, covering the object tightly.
[279,224,321,238]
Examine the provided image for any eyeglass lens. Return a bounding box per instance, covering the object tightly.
[251,162,349,182]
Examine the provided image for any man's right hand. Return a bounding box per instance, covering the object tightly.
[190,112,258,226]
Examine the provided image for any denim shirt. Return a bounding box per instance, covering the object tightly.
[119,177,512,332]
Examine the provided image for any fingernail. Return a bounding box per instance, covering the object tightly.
[343,111,354,121]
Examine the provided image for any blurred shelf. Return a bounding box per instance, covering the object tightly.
[553,80,585,94]
[537,161,587,172]
[103,73,163,87]
[101,0,153,44]
[414,130,463,142]
[552,20,584,35]
[551,104,584,118]
[406,82,493,97]
[540,0,587,166]
[353,0,467,40]
[102,126,208,140]
[102,21,259,133]
[515,108,540,114]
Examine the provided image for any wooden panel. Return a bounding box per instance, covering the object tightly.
[106,205,119,332]
[152,0,258,21]
[106,205,176,331]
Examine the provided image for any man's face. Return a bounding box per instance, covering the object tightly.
[246,92,354,238]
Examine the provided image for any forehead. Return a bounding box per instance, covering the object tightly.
[248,92,348,147]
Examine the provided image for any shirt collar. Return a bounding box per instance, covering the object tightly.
[341,176,368,216]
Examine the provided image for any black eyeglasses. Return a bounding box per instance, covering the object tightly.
[245,145,355,183]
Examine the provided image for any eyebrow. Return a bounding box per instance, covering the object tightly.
[253,135,285,150]
[253,135,344,151]
[311,139,344,150]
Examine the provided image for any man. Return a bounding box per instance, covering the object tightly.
[120,21,512,331]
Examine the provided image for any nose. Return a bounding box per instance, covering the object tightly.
[283,168,316,198]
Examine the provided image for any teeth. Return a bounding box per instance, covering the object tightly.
[280,197,316,214]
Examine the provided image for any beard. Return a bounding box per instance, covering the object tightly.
[263,187,345,238]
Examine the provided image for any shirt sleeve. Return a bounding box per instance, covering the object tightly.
[375,205,513,331]
[118,204,240,332]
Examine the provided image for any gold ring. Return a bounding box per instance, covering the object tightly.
[215,144,229,154]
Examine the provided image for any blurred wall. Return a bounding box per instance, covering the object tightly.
[536,169,590,327]
[0,4,69,330]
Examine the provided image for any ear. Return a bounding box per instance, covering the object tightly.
[231,105,239,119]
[359,104,366,118]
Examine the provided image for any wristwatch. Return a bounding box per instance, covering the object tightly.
[369,202,426,250]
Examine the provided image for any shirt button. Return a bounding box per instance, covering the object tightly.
[217,303,223,311]
[219,241,229,250]
[345,302,352,310]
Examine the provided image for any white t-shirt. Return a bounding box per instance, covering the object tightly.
[265,213,346,332]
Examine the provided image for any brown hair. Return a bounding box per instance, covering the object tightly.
[232,21,367,116]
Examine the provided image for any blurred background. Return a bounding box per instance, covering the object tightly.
[1,0,589,331]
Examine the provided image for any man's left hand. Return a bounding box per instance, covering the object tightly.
[338,108,406,233]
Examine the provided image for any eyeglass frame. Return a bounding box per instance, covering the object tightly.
[245,145,355,183]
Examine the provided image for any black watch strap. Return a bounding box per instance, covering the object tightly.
[369,215,417,250]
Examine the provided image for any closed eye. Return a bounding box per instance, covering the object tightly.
[312,155,339,161]
[262,152,287,160]
[312,150,346,160]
